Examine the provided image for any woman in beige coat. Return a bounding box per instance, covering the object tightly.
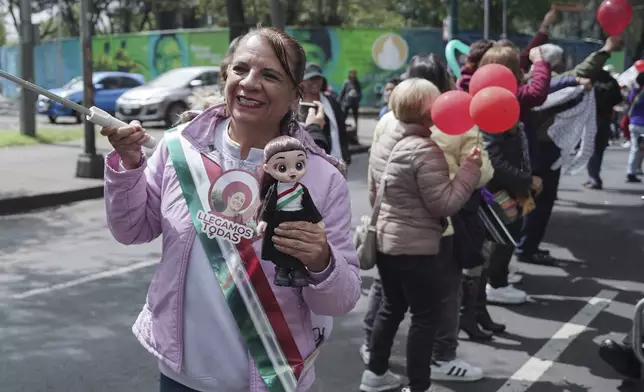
[359,78,481,392]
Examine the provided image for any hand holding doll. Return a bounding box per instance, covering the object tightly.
[257,136,326,287]
[273,221,330,272]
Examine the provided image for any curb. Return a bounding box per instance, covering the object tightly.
[0,186,104,216]
[1,141,371,216]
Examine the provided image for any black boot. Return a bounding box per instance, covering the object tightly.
[477,270,506,334]
[274,266,291,287]
[290,268,309,287]
[460,275,494,341]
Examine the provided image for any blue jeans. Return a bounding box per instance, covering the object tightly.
[627,124,644,176]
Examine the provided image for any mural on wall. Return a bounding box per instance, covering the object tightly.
[0,28,604,106]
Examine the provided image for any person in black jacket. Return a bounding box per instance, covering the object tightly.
[301,63,351,164]
[585,69,624,189]
[339,69,362,140]
[481,123,540,305]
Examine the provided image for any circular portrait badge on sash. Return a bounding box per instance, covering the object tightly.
[196,169,262,244]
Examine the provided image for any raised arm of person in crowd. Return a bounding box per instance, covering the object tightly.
[517,48,552,108]
[570,36,621,80]
[519,8,557,72]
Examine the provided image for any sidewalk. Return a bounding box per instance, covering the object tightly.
[0,118,378,215]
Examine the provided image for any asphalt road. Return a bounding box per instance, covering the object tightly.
[1,146,644,392]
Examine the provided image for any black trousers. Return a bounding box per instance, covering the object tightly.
[451,191,486,269]
[488,218,523,288]
[368,249,446,392]
[517,142,561,256]
[159,374,197,392]
[587,120,611,186]
[344,103,359,129]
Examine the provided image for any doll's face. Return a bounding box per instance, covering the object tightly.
[263,150,307,183]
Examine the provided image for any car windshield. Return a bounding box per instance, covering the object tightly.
[147,68,205,88]
[62,75,106,90]
[64,77,83,90]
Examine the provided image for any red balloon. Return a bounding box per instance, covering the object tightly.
[470,87,520,134]
[597,0,633,36]
[635,60,644,73]
[469,64,518,96]
[430,91,475,135]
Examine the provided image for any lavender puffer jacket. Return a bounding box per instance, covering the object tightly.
[103,104,361,391]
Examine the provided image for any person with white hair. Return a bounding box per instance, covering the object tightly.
[538,43,565,74]
[360,78,481,392]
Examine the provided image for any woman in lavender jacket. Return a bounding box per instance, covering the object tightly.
[100,27,360,392]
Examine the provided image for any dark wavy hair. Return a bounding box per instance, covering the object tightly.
[406,53,452,93]
[466,39,495,70]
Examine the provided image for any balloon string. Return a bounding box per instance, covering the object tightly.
[476,129,481,148]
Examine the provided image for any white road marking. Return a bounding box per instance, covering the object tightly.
[10,259,158,300]
[496,289,618,392]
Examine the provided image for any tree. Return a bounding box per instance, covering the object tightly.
[4,0,57,40]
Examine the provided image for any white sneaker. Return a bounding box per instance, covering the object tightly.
[401,388,429,392]
[360,343,370,365]
[508,271,523,284]
[359,369,403,392]
[431,358,484,382]
[486,284,527,305]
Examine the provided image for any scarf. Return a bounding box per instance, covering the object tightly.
[533,86,596,174]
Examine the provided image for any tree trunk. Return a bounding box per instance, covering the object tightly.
[284,0,299,26]
[226,0,247,42]
[326,0,341,25]
[181,7,199,29]
[156,10,178,30]
[317,0,324,25]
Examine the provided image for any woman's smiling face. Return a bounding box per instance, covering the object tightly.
[225,35,298,129]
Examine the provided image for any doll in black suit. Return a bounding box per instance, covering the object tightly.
[257,136,323,287]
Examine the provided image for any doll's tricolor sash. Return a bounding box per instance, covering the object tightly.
[166,127,318,392]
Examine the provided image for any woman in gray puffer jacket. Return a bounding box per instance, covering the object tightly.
[359,77,481,392]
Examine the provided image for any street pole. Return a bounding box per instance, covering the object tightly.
[57,0,63,86]
[449,0,459,39]
[483,0,490,39]
[19,0,35,137]
[501,0,508,39]
[76,0,104,179]
[269,0,285,30]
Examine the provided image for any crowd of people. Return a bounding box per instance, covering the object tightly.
[360,8,644,392]
[96,9,644,392]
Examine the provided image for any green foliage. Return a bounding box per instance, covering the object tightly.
[4,0,644,61]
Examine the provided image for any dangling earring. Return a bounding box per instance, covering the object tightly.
[288,110,299,135]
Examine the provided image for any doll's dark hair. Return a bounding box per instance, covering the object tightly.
[259,136,307,202]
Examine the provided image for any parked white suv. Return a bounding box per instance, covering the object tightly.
[116,66,220,127]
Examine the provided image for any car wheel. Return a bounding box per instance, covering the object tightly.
[48,115,57,124]
[165,102,188,128]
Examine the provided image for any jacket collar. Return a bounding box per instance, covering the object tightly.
[397,122,430,138]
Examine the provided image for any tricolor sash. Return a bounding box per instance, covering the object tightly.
[166,127,320,392]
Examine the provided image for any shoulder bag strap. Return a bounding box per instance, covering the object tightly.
[369,140,402,226]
